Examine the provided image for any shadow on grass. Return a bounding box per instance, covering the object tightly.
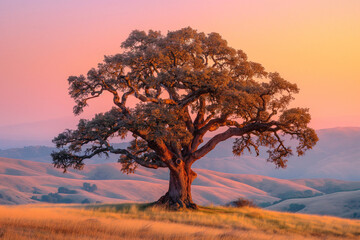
[82,202,154,212]
[77,202,247,216]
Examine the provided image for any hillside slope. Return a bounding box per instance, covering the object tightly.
[0,157,279,206]
[267,190,360,219]
[1,157,360,219]
[194,127,360,180]
[1,204,360,240]
[1,127,360,180]
[291,178,360,194]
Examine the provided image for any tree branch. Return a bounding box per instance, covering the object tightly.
[191,122,277,162]
[52,145,167,173]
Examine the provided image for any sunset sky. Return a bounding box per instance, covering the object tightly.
[0,0,359,147]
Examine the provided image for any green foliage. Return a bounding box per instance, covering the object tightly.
[32,193,74,203]
[288,203,306,212]
[229,198,257,208]
[81,198,91,204]
[32,187,42,194]
[52,28,318,208]
[58,187,77,194]
[52,27,318,173]
[82,182,97,192]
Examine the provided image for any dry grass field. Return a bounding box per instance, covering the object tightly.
[0,203,359,240]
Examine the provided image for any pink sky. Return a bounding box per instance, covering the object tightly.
[0,0,360,146]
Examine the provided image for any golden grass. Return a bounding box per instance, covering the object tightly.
[0,203,359,240]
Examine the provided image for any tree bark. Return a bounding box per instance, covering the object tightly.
[156,163,198,210]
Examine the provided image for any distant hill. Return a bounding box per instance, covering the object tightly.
[1,127,359,180]
[0,157,278,206]
[1,157,359,218]
[267,190,360,219]
[193,127,360,181]
[0,143,129,163]
[0,146,54,162]
[291,178,360,194]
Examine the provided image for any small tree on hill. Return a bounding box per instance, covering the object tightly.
[82,182,97,192]
[52,27,318,210]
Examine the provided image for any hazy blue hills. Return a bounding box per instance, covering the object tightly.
[0,127,360,180]
[0,143,129,163]
[1,157,359,219]
[1,127,359,219]
[195,127,360,181]
[0,146,54,163]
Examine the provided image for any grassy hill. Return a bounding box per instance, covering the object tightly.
[0,203,359,240]
[291,178,360,194]
[1,127,360,180]
[0,157,326,206]
[267,190,360,219]
[1,157,360,219]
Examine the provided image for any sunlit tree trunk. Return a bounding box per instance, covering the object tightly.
[156,162,198,210]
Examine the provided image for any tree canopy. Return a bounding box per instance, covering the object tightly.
[52,27,318,209]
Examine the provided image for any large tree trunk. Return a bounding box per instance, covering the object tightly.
[156,163,198,210]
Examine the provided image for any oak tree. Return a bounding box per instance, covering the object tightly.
[52,27,318,209]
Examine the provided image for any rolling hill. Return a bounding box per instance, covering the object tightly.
[1,127,359,180]
[1,127,359,218]
[1,157,359,219]
[0,157,278,206]
[267,190,360,219]
[193,127,360,180]
[2,203,360,240]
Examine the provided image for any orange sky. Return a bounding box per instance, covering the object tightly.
[0,0,359,145]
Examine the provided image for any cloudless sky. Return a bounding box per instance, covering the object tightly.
[0,0,359,146]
